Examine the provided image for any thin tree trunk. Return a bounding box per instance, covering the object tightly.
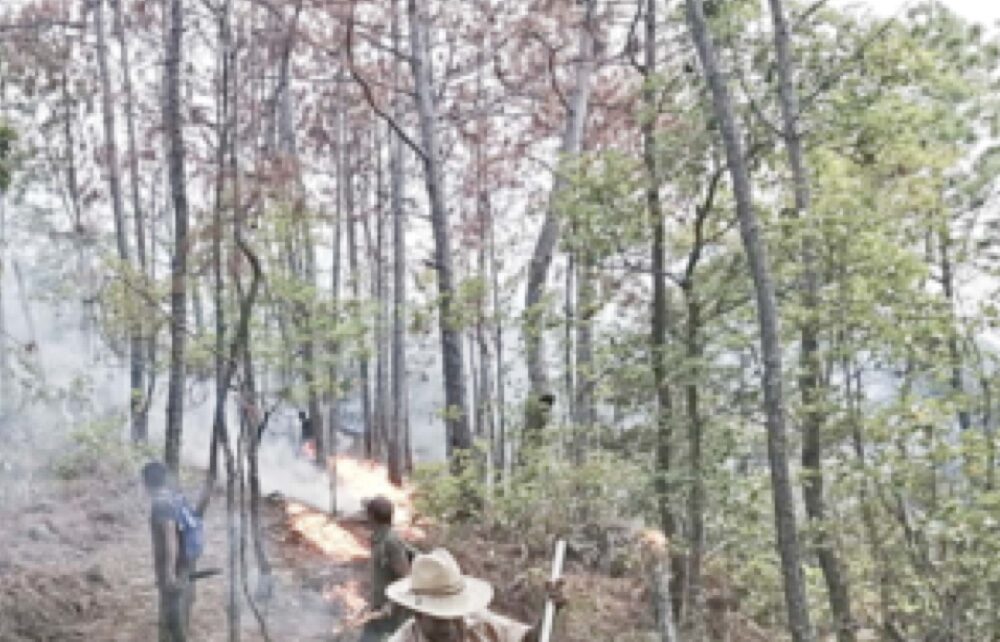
[327,101,351,508]
[388,0,407,486]
[211,10,240,636]
[388,0,407,484]
[94,0,129,263]
[765,1,855,637]
[522,0,595,443]
[472,38,492,462]
[683,292,705,640]
[684,1,814,639]
[274,9,323,465]
[644,0,676,551]
[61,70,92,344]
[164,0,190,474]
[573,254,595,464]
[225,5,272,595]
[328,95,345,509]
[345,137,373,458]
[564,249,575,433]
[110,0,150,442]
[95,0,145,444]
[491,172,504,480]
[374,126,389,459]
[302,224,325,465]
[407,0,470,456]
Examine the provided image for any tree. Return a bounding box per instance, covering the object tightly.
[164,0,190,474]
[387,0,407,485]
[765,0,854,638]
[522,0,596,442]
[405,0,470,456]
[684,0,815,639]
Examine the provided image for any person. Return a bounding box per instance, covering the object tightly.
[359,495,412,641]
[142,461,195,642]
[384,548,567,642]
[299,410,315,458]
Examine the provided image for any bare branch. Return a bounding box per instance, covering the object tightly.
[345,0,427,162]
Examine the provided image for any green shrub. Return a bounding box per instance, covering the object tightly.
[413,435,647,551]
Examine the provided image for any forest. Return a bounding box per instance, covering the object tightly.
[1,0,999,641]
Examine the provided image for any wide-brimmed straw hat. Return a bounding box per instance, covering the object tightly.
[385,548,493,619]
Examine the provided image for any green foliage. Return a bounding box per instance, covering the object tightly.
[413,437,647,551]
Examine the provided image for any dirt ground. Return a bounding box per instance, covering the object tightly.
[0,466,366,642]
[0,457,778,642]
[0,463,660,642]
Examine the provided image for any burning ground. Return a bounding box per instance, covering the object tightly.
[0,451,760,642]
[0,452,425,641]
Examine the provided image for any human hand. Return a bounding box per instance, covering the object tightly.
[545,578,567,611]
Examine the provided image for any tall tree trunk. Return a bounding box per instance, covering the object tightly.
[387,0,407,485]
[683,291,705,639]
[573,254,595,463]
[302,222,324,465]
[164,0,190,474]
[474,38,494,477]
[564,250,575,433]
[644,0,676,550]
[95,0,144,443]
[212,9,240,636]
[373,126,389,459]
[345,136,373,458]
[110,0,150,442]
[225,4,271,596]
[328,94,345,509]
[522,0,595,443]
[60,70,92,345]
[94,0,129,263]
[684,1,814,640]
[766,1,855,637]
[407,0,470,456]
[275,7,323,465]
[491,172,504,480]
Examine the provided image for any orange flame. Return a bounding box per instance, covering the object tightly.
[302,439,317,461]
[328,455,417,525]
[286,501,369,562]
[285,456,423,564]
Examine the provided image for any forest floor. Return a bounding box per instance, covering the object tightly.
[0,460,655,642]
[0,456,771,642]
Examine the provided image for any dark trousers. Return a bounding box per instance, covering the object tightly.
[158,579,193,642]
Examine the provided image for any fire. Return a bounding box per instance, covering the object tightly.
[284,455,423,564]
[328,455,418,527]
[285,501,369,562]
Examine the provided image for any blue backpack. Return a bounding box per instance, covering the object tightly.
[173,494,205,562]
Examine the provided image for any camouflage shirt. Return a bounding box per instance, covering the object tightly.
[371,525,410,609]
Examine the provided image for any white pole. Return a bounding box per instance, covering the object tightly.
[540,539,567,642]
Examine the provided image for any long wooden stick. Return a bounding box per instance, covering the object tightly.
[540,539,567,642]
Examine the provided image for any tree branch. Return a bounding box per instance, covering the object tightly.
[346,0,427,163]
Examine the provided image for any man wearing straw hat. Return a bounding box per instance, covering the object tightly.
[385,548,566,642]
